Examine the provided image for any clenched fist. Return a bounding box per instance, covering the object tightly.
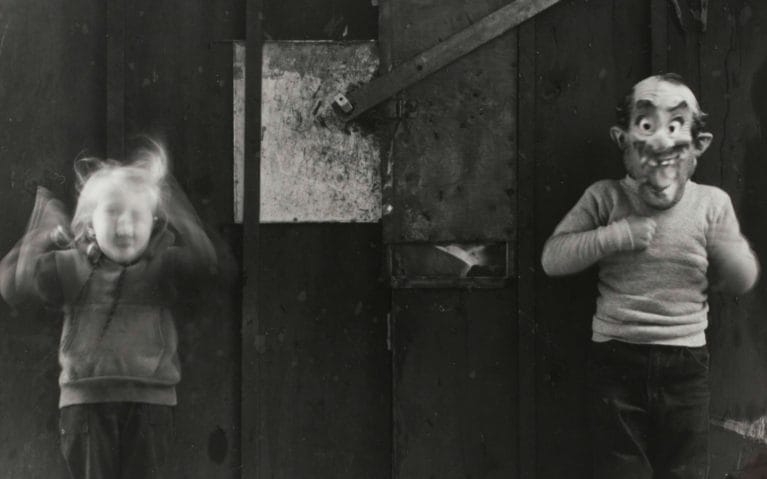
[624,215,656,250]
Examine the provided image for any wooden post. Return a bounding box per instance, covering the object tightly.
[106,0,125,159]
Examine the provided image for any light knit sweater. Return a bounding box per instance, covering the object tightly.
[541,176,759,346]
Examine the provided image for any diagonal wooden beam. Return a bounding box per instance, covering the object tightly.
[335,0,561,121]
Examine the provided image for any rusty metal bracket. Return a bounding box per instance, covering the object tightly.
[334,0,562,121]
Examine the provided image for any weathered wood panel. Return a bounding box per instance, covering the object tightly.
[245,2,387,478]
[0,1,105,477]
[532,1,650,477]
[701,0,767,420]
[392,288,517,478]
[241,0,263,477]
[123,1,242,477]
[383,0,516,243]
[260,41,381,223]
[516,16,538,479]
[262,0,377,41]
[257,224,391,478]
[383,1,519,477]
[692,2,767,475]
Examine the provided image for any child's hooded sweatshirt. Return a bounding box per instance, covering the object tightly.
[38,228,188,407]
[1,187,200,407]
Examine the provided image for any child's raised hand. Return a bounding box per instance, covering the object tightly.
[625,215,657,250]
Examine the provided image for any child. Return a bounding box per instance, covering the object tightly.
[0,140,216,478]
[541,74,759,478]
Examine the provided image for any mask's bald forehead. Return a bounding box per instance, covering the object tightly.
[632,76,701,115]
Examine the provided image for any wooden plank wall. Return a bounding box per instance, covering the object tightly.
[0,1,105,477]
[382,1,519,477]
[244,1,391,478]
[671,1,767,475]
[383,0,516,244]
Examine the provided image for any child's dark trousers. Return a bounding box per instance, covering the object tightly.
[59,402,174,479]
[589,340,710,479]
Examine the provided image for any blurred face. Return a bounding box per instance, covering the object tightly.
[92,184,155,264]
[611,77,712,209]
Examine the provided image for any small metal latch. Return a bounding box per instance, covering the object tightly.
[333,94,354,114]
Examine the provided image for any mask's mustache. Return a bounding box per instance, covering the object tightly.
[632,141,690,158]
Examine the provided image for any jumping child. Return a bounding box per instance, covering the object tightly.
[0,140,216,479]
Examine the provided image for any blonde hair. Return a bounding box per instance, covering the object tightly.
[71,140,169,250]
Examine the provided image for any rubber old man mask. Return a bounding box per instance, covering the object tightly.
[610,75,714,209]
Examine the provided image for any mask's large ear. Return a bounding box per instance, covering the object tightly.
[694,132,713,156]
[610,126,629,150]
[74,157,104,191]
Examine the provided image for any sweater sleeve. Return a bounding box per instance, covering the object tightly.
[706,194,759,294]
[0,187,70,306]
[34,251,65,306]
[541,184,634,276]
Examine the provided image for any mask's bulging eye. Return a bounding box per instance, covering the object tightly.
[668,118,683,134]
[638,117,654,133]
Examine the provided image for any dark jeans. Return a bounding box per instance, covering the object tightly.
[589,340,710,479]
[59,402,174,479]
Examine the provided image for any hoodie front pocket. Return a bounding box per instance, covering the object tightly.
[61,305,169,382]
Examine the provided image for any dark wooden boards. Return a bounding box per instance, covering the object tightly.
[384,0,520,477]
[383,0,517,244]
[0,1,105,477]
[256,224,392,478]
[695,6,767,473]
[242,0,263,476]
[262,0,377,41]
[392,288,518,478]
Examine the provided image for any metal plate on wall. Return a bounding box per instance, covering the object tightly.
[381,0,516,244]
[260,41,382,222]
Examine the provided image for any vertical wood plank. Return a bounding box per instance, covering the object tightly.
[0,1,106,477]
[650,0,669,73]
[392,288,518,478]
[106,0,125,159]
[665,0,702,94]
[257,224,392,478]
[262,0,377,40]
[385,0,519,477]
[695,3,767,476]
[242,0,262,476]
[233,41,245,224]
[383,0,516,244]
[516,17,537,479]
[700,0,767,444]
